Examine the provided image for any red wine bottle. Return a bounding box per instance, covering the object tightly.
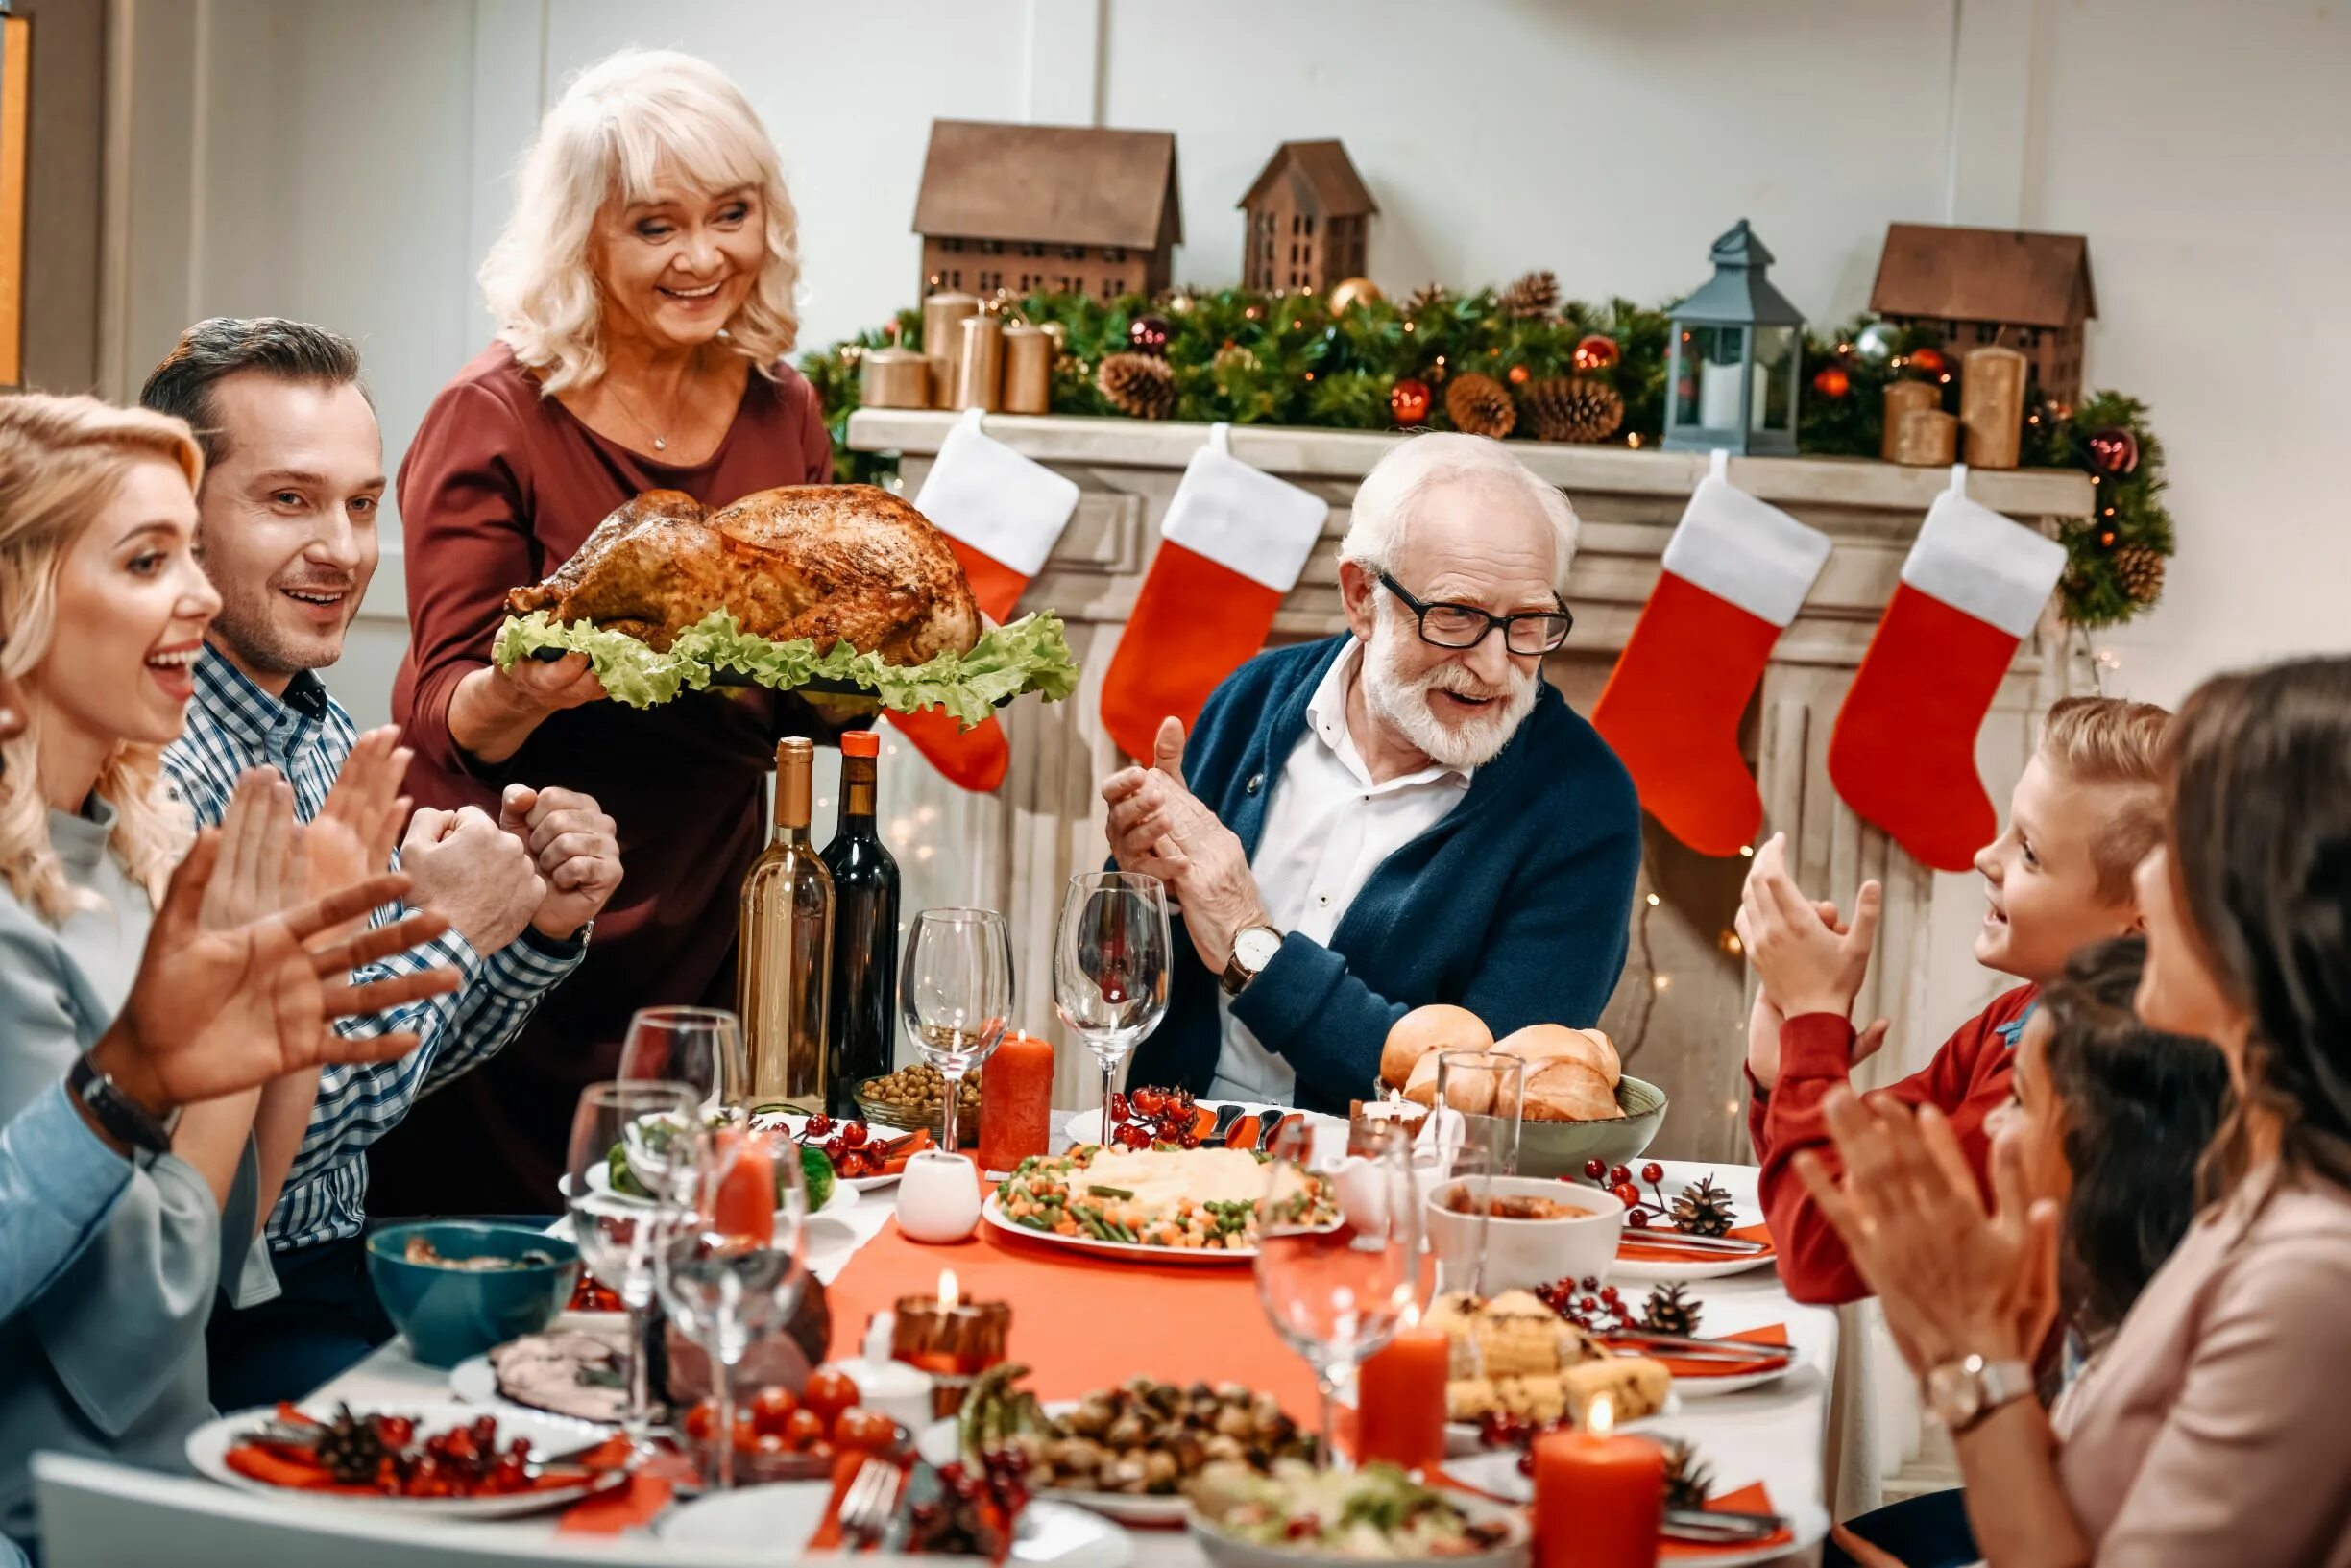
[821,730,901,1119]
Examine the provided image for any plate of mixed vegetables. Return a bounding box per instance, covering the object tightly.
[986,1144,1336,1263]
[188,1403,628,1518]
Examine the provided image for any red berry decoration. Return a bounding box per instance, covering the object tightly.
[1907,345,1948,376]
[1583,1159,1607,1180]
[1572,333,1621,372]
[1127,314,1173,356]
[1612,1182,1640,1208]
[1608,1165,1633,1187]
[1628,1210,1650,1229]
[1640,1162,1663,1185]
[1811,364,1851,398]
[1390,377,1434,425]
[2087,427,2140,475]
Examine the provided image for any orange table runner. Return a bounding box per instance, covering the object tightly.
[823,1216,1321,1416]
[1618,1221,1774,1266]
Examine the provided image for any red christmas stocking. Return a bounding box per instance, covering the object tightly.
[1100,426,1327,760]
[1592,457,1831,856]
[1828,469,2067,871]
[887,411,1080,792]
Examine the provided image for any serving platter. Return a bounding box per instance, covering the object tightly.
[981,1193,1258,1265]
[916,1407,1194,1527]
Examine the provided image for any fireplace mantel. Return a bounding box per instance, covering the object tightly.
[848,409,2095,1160]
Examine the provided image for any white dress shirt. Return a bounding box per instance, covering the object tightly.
[1212,641,1472,1103]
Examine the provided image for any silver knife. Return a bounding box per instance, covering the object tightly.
[1621,1230,1769,1254]
[1662,1507,1788,1543]
[1607,1329,1794,1360]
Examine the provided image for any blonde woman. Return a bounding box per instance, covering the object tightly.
[0,393,449,1547]
[383,48,839,1216]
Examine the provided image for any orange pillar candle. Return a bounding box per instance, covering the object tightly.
[1355,1327,1448,1473]
[710,1134,776,1246]
[978,1031,1054,1173]
[1533,1399,1663,1568]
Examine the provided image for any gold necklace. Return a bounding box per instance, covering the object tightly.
[603,374,678,453]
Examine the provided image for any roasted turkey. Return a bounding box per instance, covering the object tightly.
[506,484,982,663]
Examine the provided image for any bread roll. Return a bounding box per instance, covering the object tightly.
[1523,1058,1621,1122]
[1381,1004,1493,1089]
[1495,1023,1620,1090]
[1402,1049,1442,1108]
[1576,1027,1622,1088]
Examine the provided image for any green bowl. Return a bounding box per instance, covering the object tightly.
[366,1221,580,1369]
[1509,1073,1669,1177]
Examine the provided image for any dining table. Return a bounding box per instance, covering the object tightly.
[290,1110,1839,1566]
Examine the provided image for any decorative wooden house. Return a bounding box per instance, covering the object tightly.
[1869,223,2097,406]
[911,120,1181,303]
[1237,140,1377,293]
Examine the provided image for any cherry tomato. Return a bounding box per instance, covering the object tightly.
[753,1433,789,1459]
[783,1407,827,1451]
[824,1135,849,1160]
[805,1438,836,1465]
[840,1122,868,1147]
[683,1400,718,1442]
[748,1386,800,1437]
[378,1416,415,1449]
[731,1417,761,1453]
[806,1113,833,1138]
[801,1368,860,1432]
[833,1406,896,1455]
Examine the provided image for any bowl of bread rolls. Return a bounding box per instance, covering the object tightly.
[1378,1006,1668,1176]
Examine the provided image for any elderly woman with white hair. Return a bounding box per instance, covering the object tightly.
[380,49,838,1215]
[1102,432,1642,1112]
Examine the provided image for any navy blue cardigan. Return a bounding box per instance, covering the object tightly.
[1128,636,1644,1115]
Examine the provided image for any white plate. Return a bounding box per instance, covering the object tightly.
[981,1192,1258,1266]
[1609,1160,1773,1282]
[746,1111,909,1191]
[657,1481,1133,1564]
[187,1401,626,1519]
[568,1164,863,1215]
[1187,1485,1528,1568]
[917,1411,1194,1527]
[1441,1388,1682,1457]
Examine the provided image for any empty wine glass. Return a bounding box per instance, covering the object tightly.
[898,907,1013,1156]
[1422,1049,1526,1297]
[618,1005,747,1115]
[1052,871,1173,1146]
[567,1080,700,1458]
[1255,1117,1416,1468]
[655,1119,810,1491]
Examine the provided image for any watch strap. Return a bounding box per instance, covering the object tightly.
[1946,1354,2034,1434]
[1220,925,1280,998]
[67,1053,176,1155]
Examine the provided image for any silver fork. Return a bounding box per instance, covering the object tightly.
[837,1456,904,1550]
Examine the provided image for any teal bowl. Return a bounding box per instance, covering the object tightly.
[366,1221,580,1369]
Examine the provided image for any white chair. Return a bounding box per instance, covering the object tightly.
[33,1453,914,1567]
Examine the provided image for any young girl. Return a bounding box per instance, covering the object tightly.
[1809,656,2351,1567]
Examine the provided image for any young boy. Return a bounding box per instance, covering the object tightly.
[1741,696,2170,1305]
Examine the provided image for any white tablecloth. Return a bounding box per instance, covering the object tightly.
[297,1138,1833,1566]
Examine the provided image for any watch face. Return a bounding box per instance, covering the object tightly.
[1927,1362,1982,1429]
[1235,927,1282,971]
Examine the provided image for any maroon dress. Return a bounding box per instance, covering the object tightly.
[374,341,835,1217]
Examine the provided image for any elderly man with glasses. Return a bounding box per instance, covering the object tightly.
[1103,433,1642,1111]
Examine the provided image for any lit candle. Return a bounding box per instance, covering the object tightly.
[1533,1396,1664,1568]
[1698,357,1744,429]
[709,1130,776,1246]
[890,1267,1012,1417]
[1355,1325,1448,1474]
[978,1032,1054,1174]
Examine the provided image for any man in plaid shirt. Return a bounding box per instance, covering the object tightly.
[144,319,625,1406]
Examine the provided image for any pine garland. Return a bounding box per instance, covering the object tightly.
[800,286,2173,626]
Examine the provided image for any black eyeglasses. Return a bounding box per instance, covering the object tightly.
[1377,572,1572,655]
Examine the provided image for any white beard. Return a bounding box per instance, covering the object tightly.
[1360,614,1541,771]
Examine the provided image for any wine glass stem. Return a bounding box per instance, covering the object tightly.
[715,1350,738,1491]
[1315,1367,1345,1471]
[1100,1058,1117,1146]
[940,1067,963,1156]
[623,1302,658,1454]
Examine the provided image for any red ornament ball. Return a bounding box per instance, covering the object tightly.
[1507,364,1531,386]
[1127,314,1173,356]
[1390,377,1434,425]
[1812,365,1852,398]
[1572,334,1621,373]
[1906,345,1948,376]
[2087,427,2140,475]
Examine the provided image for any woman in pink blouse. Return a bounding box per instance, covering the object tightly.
[1808,655,2351,1568]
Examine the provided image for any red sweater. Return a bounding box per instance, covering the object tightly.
[1747,984,2039,1305]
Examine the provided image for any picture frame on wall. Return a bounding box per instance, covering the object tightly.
[0,4,27,388]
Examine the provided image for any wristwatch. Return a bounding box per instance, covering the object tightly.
[67,1051,179,1156]
[1925,1353,2034,1434]
[1220,925,1284,998]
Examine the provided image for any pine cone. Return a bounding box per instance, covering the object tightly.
[1672,1174,1736,1239]
[1500,269,1561,320]
[1640,1282,1704,1339]
[2113,543,2166,605]
[1660,1437,1715,1513]
[1444,372,1516,439]
[1523,376,1625,444]
[1098,351,1175,420]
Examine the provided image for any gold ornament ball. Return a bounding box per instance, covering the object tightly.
[1328,277,1385,313]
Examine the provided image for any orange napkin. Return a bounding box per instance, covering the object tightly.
[805,1450,866,1551]
[1615,1322,1790,1379]
[1658,1481,1795,1559]
[880,1129,934,1173]
[558,1475,673,1534]
[1618,1221,1774,1265]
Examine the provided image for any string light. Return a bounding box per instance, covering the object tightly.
[1738,844,1755,858]
[1651,974,1673,992]
[1645,893,1660,906]
[1718,929,1744,955]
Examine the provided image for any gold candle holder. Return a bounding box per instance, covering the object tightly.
[1960,345,2027,470]
[1880,381,1939,462]
[923,291,981,410]
[954,314,1006,413]
[1890,407,1959,466]
[1002,325,1053,415]
[890,1273,1011,1417]
[860,347,932,410]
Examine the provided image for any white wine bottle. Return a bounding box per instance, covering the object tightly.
[740,737,835,1111]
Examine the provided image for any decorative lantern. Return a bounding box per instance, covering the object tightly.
[1661,220,1806,457]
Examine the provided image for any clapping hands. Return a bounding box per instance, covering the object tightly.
[1101,716,1272,975]
[1737,833,1889,1089]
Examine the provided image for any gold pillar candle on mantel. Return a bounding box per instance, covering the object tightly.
[1891,407,1959,466]
[923,291,981,409]
[1960,345,2028,469]
[1880,381,1940,462]
[954,313,1006,412]
[1001,325,1053,415]
[859,348,932,410]
[890,1269,1011,1417]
